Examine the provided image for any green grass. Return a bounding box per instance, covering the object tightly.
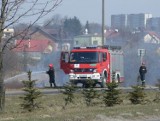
[1,91,160,121]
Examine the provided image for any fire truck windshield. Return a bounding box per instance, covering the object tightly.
[70,52,99,63]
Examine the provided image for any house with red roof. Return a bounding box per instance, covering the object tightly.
[13,39,54,60]
[15,27,59,49]
[13,27,60,60]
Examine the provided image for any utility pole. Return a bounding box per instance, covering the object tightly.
[102,0,105,45]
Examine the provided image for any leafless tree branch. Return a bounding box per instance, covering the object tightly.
[1,0,62,50]
[0,0,62,112]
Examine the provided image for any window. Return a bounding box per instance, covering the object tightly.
[99,52,103,62]
[93,41,98,45]
[75,41,79,45]
[61,52,69,62]
[70,52,98,63]
[103,52,107,61]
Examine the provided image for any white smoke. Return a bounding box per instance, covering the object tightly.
[4,51,69,88]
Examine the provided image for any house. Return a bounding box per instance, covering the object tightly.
[15,27,59,51]
[73,34,102,47]
[13,39,54,60]
[143,31,160,44]
[104,29,124,46]
[2,28,14,39]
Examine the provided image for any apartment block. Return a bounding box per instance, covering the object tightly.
[127,13,152,30]
[111,14,127,29]
[146,17,160,32]
[111,13,152,30]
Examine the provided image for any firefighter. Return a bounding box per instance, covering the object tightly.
[139,62,147,87]
[46,64,56,88]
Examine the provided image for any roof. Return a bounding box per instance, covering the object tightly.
[74,34,102,38]
[31,28,58,42]
[13,39,53,52]
[104,30,120,39]
[15,27,59,42]
[146,31,160,39]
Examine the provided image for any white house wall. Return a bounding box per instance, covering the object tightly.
[144,34,160,44]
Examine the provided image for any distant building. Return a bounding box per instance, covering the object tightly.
[13,39,54,60]
[104,30,124,46]
[146,17,160,32]
[143,31,160,44]
[111,14,127,29]
[111,13,152,30]
[73,34,102,47]
[127,13,152,30]
[15,27,59,51]
[2,28,14,39]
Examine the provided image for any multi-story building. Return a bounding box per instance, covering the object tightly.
[146,17,160,32]
[111,13,152,30]
[111,14,127,29]
[127,13,152,30]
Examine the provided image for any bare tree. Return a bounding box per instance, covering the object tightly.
[0,0,62,112]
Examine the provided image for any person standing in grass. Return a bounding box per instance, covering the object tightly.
[139,62,147,87]
[46,64,57,88]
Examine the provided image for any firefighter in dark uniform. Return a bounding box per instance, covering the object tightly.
[139,62,147,86]
[46,64,56,87]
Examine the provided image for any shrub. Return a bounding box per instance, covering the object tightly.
[82,80,99,106]
[61,82,77,108]
[103,82,122,107]
[20,70,42,112]
[129,85,146,104]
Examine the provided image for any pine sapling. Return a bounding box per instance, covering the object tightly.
[103,82,122,107]
[129,85,146,104]
[20,70,42,112]
[82,80,99,106]
[61,82,77,108]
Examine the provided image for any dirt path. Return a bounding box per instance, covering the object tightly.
[93,115,160,121]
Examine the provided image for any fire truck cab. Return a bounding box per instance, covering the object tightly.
[60,45,124,87]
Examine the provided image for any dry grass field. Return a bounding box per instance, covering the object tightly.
[1,89,160,121]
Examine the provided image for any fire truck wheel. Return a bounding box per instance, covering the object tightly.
[83,83,90,88]
[100,72,107,88]
[100,78,106,88]
[70,80,77,86]
[117,74,120,83]
[83,82,97,88]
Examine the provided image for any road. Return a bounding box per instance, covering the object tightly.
[5,88,61,96]
[5,85,159,96]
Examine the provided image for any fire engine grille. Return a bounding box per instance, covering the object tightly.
[74,68,95,72]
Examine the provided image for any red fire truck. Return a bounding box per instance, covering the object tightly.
[60,45,124,87]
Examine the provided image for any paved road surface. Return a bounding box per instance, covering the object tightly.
[5,85,159,96]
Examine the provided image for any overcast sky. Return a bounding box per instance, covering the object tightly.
[52,0,160,26]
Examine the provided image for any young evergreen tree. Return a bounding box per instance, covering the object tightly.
[63,16,82,37]
[61,82,77,108]
[82,80,99,106]
[20,70,42,112]
[85,21,90,34]
[129,85,146,104]
[103,82,122,107]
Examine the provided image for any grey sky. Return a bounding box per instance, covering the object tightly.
[53,0,160,25]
